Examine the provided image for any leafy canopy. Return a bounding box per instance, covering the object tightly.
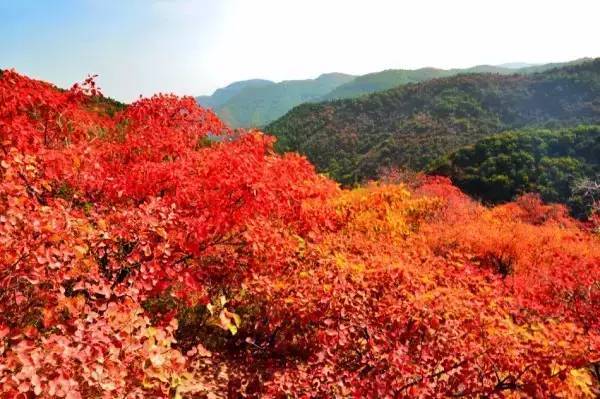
[1,70,599,398]
[266,58,600,185]
[431,125,600,217]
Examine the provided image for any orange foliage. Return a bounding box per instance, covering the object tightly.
[1,70,599,398]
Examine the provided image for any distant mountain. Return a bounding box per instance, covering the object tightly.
[319,66,519,101]
[265,59,600,184]
[319,61,591,102]
[196,73,354,127]
[196,79,274,109]
[319,68,450,101]
[516,58,593,74]
[197,59,592,128]
[497,62,539,69]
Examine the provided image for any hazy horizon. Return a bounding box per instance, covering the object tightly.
[2,0,599,102]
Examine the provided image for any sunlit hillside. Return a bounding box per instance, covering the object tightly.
[266,59,600,186]
[1,70,599,398]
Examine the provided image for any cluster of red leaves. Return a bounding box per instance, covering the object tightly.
[1,70,599,398]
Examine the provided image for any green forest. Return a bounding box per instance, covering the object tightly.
[266,59,600,189]
[431,125,600,217]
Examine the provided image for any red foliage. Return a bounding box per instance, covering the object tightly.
[1,71,599,398]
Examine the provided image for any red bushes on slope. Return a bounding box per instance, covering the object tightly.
[0,71,599,398]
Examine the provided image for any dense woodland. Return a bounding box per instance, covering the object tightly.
[266,59,600,189]
[431,125,600,217]
[1,69,599,397]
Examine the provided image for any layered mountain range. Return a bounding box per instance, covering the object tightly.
[197,59,590,127]
[265,58,600,186]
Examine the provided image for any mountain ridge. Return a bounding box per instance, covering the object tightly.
[196,78,274,110]
[201,72,355,127]
[264,58,600,184]
[197,59,591,127]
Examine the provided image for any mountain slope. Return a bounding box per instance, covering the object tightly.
[497,62,540,69]
[197,73,354,127]
[198,60,589,128]
[196,79,274,109]
[319,68,450,101]
[430,125,600,217]
[265,59,600,184]
[319,65,517,101]
[319,60,590,102]
[2,69,600,398]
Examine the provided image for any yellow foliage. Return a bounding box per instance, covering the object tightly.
[564,368,596,398]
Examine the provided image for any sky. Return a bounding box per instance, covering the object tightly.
[1,0,599,102]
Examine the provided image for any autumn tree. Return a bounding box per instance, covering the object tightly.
[1,70,599,398]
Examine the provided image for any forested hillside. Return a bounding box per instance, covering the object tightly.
[266,59,600,185]
[318,63,559,101]
[319,67,460,101]
[198,59,587,127]
[431,125,600,217]
[2,70,599,397]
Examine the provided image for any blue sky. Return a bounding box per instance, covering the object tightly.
[1,0,224,101]
[1,0,599,102]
